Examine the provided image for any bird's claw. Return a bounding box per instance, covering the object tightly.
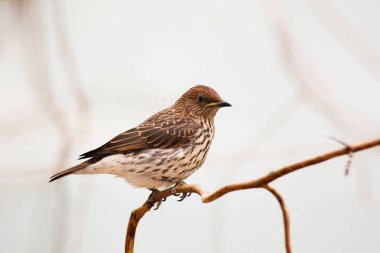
[148,190,166,210]
[170,181,184,195]
[153,197,167,210]
[177,192,187,201]
[170,181,192,201]
[149,181,191,208]
[177,191,192,201]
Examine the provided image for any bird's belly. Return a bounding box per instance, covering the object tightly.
[82,149,188,188]
[83,140,211,189]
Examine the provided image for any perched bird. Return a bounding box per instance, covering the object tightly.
[49,85,231,194]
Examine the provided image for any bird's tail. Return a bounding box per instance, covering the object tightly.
[49,161,90,182]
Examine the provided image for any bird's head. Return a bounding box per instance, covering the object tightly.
[172,85,231,119]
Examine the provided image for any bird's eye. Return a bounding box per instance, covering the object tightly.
[198,96,207,104]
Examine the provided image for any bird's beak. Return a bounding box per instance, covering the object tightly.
[207,101,232,107]
[217,101,232,107]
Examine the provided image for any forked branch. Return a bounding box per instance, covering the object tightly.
[263,184,291,253]
[125,138,380,253]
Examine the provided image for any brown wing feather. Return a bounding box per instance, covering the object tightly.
[79,113,199,159]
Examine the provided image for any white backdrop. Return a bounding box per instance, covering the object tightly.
[0,0,379,252]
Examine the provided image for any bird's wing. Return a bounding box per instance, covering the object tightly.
[79,114,200,159]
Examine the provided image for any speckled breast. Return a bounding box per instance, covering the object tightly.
[174,119,215,180]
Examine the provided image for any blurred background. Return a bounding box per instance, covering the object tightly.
[0,0,379,252]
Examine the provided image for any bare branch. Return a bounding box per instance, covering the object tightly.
[263,184,291,253]
[125,203,152,253]
[202,138,380,202]
[125,138,380,253]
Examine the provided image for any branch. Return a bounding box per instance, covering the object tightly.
[125,138,380,253]
[263,184,291,253]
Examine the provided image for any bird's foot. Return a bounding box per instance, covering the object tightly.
[148,189,166,210]
[171,181,191,202]
[170,180,186,195]
[177,192,192,201]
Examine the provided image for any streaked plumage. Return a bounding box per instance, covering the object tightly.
[49,85,230,189]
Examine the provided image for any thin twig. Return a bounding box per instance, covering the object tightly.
[262,184,291,253]
[125,138,380,253]
[327,136,354,176]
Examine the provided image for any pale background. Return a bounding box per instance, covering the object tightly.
[0,0,379,252]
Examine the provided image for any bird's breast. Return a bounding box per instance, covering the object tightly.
[182,121,215,169]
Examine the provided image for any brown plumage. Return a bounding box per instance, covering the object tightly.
[49,85,231,189]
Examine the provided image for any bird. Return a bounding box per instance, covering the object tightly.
[49,85,231,201]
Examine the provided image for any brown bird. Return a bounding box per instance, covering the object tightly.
[49,85,230,195]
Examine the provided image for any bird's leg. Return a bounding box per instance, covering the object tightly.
[170,180,190,202]
[170,180,185,194]
[148,189,166,210]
